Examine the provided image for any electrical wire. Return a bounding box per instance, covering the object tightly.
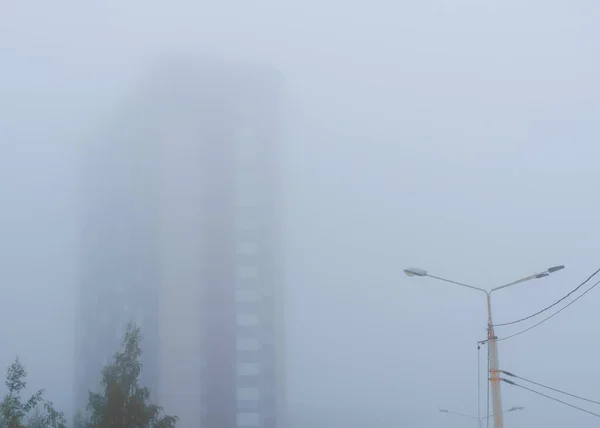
[477,343,481,424]
[486,331,490,428]
[500,370,600,406]
[494,267,600,327]
[502,379,600,418]
[489,278,600,343]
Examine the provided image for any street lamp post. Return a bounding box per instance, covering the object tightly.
[405,265,564,428]
[439,406,524,428]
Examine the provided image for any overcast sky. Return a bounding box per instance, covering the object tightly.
[1,1,600,427]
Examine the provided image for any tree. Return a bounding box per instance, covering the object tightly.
[24,408,44,428]
[72,410,87,428]
[85,324,178,428]
[0,358,66,428]
[25,405,65,428]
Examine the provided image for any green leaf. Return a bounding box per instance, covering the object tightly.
[83,324,178,428]
[0,358,67,428]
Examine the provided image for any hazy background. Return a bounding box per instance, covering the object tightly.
[1,1,600,427]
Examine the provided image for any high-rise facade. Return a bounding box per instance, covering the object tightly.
[76,59,285,428]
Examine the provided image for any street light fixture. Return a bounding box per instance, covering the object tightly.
[548,265,565,273]
[403,268,427,277]
[438,406,525,427]
[407,265,563,428]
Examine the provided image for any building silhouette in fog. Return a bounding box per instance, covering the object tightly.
[76,59,285,428]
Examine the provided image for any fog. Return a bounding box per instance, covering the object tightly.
[1,0,600,427]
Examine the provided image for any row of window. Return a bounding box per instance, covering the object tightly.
[234,131,262,351]
[234,123,264,211]
[238,409,276,427]
[237,337,260,351]
[238,362,260,376]
[236,216,260,232]
[234,152,264,389]
[238,313,259,326]
[236,241,259,255]
[238,412,261,427]
[236,289,261,302]
[238,387,260,400]
[236,265,259,279]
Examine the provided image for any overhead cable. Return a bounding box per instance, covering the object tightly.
[500,370,600,406]
[486,336,490,428]
[494,266,600,327]
[501,378,600,418]
[489,278,600,343]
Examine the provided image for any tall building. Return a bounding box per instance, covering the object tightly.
[76,59,285,428]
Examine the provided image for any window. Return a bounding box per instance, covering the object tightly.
[236,289,261,302]
[236,241,258,255]
[237,338,260,351]
[237,363,260,376]
[237,314,259,326]
[236,194,258,207]
[264,416,276,428]
[237,351,260,363]
[237,388,260,401]
[237,412,260,427]
[236,266,258,279]
[236,216,258,231]
[237,399,260,412]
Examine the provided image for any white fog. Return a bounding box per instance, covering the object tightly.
[1,1,599,427]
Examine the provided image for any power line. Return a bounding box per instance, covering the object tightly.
[490,278,600,343]
[494,267,600,327]
[500,370,600,406]
[477,343,481,424]
[486,334,490,428]
[502,379,600,418]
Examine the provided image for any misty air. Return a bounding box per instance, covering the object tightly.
[1,1,599,428]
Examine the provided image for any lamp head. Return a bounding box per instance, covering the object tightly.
[404,268,427,277]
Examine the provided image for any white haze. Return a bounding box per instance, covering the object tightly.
[1,1,600,427]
